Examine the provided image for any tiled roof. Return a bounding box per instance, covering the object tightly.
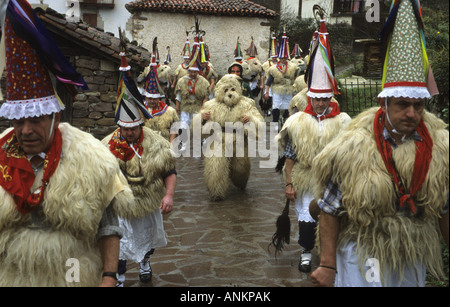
[125,0,277,18]
[35,7,151,69]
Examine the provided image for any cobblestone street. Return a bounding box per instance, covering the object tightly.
[122,120,317,287]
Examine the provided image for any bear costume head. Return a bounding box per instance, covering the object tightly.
[215,74,243,108]
[245,57,262,80]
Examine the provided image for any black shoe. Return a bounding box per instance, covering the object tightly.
[298,251,312,273]
[139,260,152,283]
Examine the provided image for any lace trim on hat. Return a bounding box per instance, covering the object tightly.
[307,91,334,98]
[0,95,64,120]
[377,86,431,99]
[117,119,144,128]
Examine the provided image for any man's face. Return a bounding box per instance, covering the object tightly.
[311,97,331,115]
[12,113,60,155]
[382,97,425,136]
[120,126,142,144]
[188,70,198,80]
[279,58,288,65]
[146,97,159,109]
[229,65,241,77]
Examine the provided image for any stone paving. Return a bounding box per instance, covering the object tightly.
[122,120,317,287]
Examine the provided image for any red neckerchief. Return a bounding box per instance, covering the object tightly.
[188,77,198,95]
[150,101,168,116]
[303,101,341,121]
[108,128,144,162]
[373,108,433,215]
[0,128,63,214]
[276,61,287,74]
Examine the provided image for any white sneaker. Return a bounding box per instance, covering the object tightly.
[116,274,125,287]
[299,251,312,273]
[139,260,152,283]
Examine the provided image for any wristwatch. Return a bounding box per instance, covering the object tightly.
[102,272,119,281]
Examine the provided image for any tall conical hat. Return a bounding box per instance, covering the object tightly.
[115,52,152,127]
[291,43,302,59]
[181,35,191,59]
[234,37,243,61]
[378,0,437,99]
[0,0,88,120]
[143,52,164,99]
[270,32,278,58]
[187,35,201,71]
[245,37,258,58]
[277,30,290,59]
[164,46,171,64]
[306,19,339,98]
[199,35,209,64]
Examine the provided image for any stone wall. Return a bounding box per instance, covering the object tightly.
[129,12,272,77]
[71,55,119,140]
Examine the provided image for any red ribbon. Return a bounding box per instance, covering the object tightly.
[0,128,62,214]
[373,108,433,215]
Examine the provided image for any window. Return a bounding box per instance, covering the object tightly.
[333,0,365,14]
[82,13,97,27]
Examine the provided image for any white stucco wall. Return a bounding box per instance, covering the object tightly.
[130,12,272,76]
[29,0,133,38]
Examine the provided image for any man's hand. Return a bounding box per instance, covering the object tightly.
[285,184,296,201]
[160,195,173,214]
[311,266,336,287]
[202,111,211,121]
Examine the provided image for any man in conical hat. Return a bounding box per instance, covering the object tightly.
[311,0,448,287]
[102,51,177,286]
[171,34,191,91]
[264,30,298,129]
[0,0,134,287]
[244,37,264,99]
[174,34,210,153]
[143,52,179,143]
[277,19,351,273]
[261,32,279,116]
[198,35,218,100]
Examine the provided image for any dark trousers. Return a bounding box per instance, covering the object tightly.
[272,109,289,124]
[298,221,316,251]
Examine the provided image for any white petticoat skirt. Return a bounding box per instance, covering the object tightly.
[335,241,426,287]
[294,192,316,223]
[119,209,168,263]
[272,92,292,110]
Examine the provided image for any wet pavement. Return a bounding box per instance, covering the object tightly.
[122,119,317,287]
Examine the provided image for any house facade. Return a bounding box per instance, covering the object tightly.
[29,0,133,38]
[29,1,277,76]
[125,0,277,76]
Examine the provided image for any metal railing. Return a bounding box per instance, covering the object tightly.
[336,78,382,117]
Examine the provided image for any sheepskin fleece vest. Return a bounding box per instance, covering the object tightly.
[102,127,176,219]
[313,107,449,280]
[201,97,264,129]
[199,96,264,153]
[176,75,210,114]
[144,106,179,141]
[278,111,351,198]
[0,123,132,287]
[267,63,297,96]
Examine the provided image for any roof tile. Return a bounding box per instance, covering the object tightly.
[125,0,277,18]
